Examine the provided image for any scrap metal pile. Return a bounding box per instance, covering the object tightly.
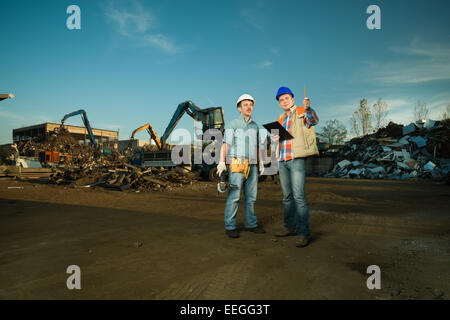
[15,128,81,156]
[50,162,199,192]
[323,120,450,181]
[15,129,198,191]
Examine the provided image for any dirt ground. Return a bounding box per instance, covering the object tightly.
[0,176,449,300]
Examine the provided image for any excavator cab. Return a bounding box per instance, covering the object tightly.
[204,108,224,132]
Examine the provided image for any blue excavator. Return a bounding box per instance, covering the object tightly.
[130,101,225,181]
[39,109,99,165]
[59,109,98,149]
[159,100,225,149]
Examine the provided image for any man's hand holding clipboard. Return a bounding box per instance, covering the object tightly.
[263,121,293,162]
[263,121,293,141]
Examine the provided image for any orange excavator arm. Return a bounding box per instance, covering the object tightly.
[129,123,162,150]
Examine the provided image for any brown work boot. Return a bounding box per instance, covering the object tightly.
[295,236,310,248]
[275,227,296,237]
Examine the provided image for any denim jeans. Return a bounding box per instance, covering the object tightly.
[278,158,311,237]
[224,164,258,231]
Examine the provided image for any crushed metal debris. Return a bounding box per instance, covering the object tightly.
[323,120,450,181]
[4,129,199,191]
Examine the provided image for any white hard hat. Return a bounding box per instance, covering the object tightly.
[236,93,255,107]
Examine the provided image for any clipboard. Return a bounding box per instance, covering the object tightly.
[263,121,293,141]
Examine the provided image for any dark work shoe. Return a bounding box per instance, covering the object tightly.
[295,236,310,248]
[275,227,297,237]
[245,226,266,234]
[226,229,240,238]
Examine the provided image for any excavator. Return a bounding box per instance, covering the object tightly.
[159,100,224,149]
[40,109,97,165]
[127,123,162,151]
[60,109,98,148]
[130,101,225,181]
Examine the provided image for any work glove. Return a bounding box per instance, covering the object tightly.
[269,132,281,162]
[217,162,227,177]
[259,161,265,175]
[275,144,281,162]
[270,132,280,144]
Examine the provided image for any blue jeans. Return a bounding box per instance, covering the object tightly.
[224,164,258,230]
[278,158,311,237]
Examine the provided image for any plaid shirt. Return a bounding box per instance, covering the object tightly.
[280,107,318,162]
[304,108,319,129]
[280,112,294,161]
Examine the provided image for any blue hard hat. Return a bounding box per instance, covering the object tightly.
[276,87,294,101]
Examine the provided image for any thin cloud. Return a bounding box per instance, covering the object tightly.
[380,97,449,123]
[256,60,273,69]
[317,95,449,133]
[0,111,49,125]
[372,37,450,84]
[384,99,409,109]
[144,34,177,54]
[105,1,154,36]
[240,8,264,31]
[0,111,24,121]
[105,0,178,54]
[238,1,267,32]
[269,48,279,55]
[390,36,450,59]
[428,99,450,114]
[374,62,450,84]
[317,98,407,127]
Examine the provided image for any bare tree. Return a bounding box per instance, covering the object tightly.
[414,100,429,121]
[351,98,372,136]
[350,112,361,137]
[317,120,347,145]
[372,98,388,131]
[441,103,450,120]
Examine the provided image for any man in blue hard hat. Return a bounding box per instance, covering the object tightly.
[270,86,319,247]
[217,94,266,239]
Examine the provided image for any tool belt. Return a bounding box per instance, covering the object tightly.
[230,157,250,178]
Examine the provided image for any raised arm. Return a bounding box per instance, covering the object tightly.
[303,97,319,128]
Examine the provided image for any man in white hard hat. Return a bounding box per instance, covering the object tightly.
[217,94,265,238]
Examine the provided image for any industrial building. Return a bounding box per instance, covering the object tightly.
[12,122,119,150]
[118,139,154,153]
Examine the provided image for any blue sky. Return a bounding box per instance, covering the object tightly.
[1,0,449,144]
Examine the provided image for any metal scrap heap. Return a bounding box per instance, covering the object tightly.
[50,160,198,192]
[324,120,450,181]
[13,128,198,191]
[16,128,80,155]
